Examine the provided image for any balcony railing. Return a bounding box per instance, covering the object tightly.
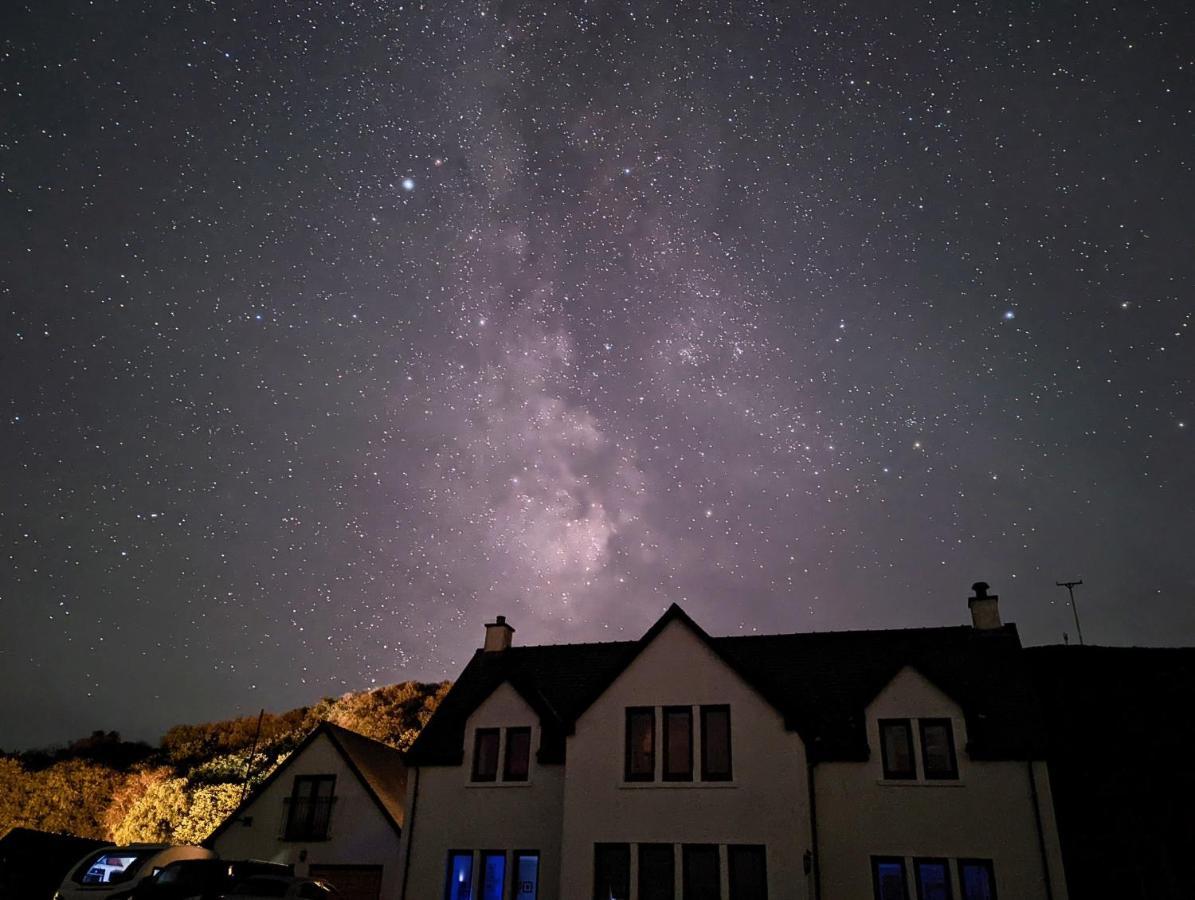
[280,796,336,841]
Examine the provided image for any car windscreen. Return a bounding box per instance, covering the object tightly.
[73,850,152,885]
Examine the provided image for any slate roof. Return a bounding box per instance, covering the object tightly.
[206,721,407,846]
[405,604,1045,767]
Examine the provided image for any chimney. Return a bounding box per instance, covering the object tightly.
[968,581,1002,630]
[483,615,515,652]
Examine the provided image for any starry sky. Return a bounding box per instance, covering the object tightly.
[2,1,1193,750]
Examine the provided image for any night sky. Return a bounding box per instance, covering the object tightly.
[2,1,1192,750]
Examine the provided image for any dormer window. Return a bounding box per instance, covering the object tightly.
[919,719,959,780]
[662,707,693,781]
[504,726,531,781]
[625,708,655,781]
[879,717,959,781]
[472,728,500,782]
[879,719,917,780]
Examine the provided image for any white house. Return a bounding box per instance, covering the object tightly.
[208,721,407,900]
[397,584,1068,900]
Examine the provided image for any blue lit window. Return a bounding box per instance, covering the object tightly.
[914,859,952,900]
[872,857,909,900]
[959,860,997,900]
[481,852,505,900]
[445,852,473,900]
[513,852,539,900]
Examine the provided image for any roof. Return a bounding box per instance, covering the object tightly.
[405,603,1045,766]
[205,721,407,847]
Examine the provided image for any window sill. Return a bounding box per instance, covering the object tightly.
[876,778,964,787]
[465,780,534,788]
[619,781,738,789]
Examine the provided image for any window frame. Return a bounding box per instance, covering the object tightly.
[472,728,500,782]
[503,726,532,782]
[662,706,694,782]
[913,857,953,900]
[700,704,733,781]
[624,707,656,782]
[871,856,910,900]
[918,719,959,780]
[957,859,997,900]
[727,844,768,900]
[878,718,917,780]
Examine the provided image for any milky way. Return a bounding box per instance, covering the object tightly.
[2,1,1192,748]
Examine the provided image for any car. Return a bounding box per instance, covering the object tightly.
[128,859,294,899]
[219,875,338,899]
[54,845,216,900]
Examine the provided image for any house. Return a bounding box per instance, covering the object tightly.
[207,721,407,900]
[397,584,1068,900]
[1027,644,1195,899]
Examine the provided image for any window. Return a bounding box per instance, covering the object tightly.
[919,720,958,780]
[682,844,720,900]
[728,845,767,900]
[638,844,675,900]
[445,852,474,900]
[504,727,531,781]
[958,860,997,900]
[663,707,693,781]
[700,705,733,781]
[872,857,909,900]
[594,844,630,900]
[282,775,335,840]
[480,852,505,900]
[879,719,916,779]
[512,852,539,900]
[625,708,655,781]
[472,728,499,782]
[914,859,952,900]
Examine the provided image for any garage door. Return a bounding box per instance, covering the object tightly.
[308,864,384,900]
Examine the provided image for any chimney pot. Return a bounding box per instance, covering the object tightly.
[483,615,515,652]
[968,581,1002,630]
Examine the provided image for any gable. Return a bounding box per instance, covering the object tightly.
[867,665,965,721]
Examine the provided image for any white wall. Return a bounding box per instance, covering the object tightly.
[399,681,566,900]
[814,666,1068,900]
[211,732,402,899]
[560,620,813,900]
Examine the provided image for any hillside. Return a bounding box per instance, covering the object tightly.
[0,680,449,845]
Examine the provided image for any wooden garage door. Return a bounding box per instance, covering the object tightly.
[308,864,383,900]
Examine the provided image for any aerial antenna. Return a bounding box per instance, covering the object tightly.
[1055,580,1085,646]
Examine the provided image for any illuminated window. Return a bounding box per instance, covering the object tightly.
[663,707,693,781]
[504,727,531,781]
[919,720,958,780]
[700,705,732,781]
[472,729,499,782]
[914,859,952,900]
[445,852,473,900]
[872,857,910,900]
[480,852,505,900]
[879,719,916,779]
[958,860,997,900]
[512,852,539,900]
[625,708,655,781]
[594,844,630,900]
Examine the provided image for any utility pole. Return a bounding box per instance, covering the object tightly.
[1055,580,1085,646]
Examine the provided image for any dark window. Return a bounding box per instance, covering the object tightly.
[593,844,630,900]
[879,719,916,779]
[919,719,958,780]
[728,845,767,900]
[663,707,694,781]
[700,705,733,781]
[472,728,499,782]
[445,852,474,900]
[638,844,675,900]
[914,859,952,900]
[282,775,335,840]
[480,852,505,900]
[625,708,655,781]
[872,857,909,900]
[682,844,720,900]
[512,852,539,900]
[958,860,997,900]
[504,727,531,781]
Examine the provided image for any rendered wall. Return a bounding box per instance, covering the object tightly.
[212,733,402,898]
[814,667,1068,900]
